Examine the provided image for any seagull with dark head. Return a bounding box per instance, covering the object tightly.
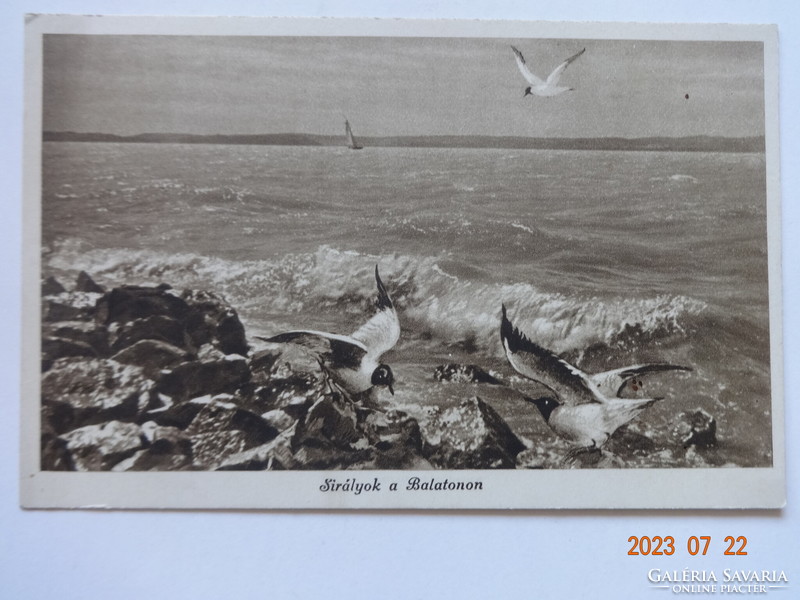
[259,266,400,398]
[511,46,586,98]
[500,304,690,452]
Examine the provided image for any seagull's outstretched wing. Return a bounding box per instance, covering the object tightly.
[500,304,602,406]
[350,266,401,359]
[545,47,585,85]
[591,363,692,398]
[511,46,544,86]
[258,330,367,371]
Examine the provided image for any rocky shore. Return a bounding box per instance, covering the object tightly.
[40,273,716,472]
[40,273,531,471]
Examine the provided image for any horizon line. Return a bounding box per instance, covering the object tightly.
[43,130,765,141]
[41,130,766,153]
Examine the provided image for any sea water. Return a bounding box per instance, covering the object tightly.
[41,142,772,467]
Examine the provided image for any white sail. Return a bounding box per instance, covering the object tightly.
[345,119,363,150]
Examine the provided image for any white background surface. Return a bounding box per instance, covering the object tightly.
[1,2,797,598]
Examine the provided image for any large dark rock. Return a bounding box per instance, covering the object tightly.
[195,344,226,362]
[360,409,431,469]
[144,396,209,430]
[363,409,423,450]
[606,424,657,456]
[186,395,277,443]
[191,431,248,469]
[248,345,284,385]
[111,339,192,379]
[287,392,382,470]
[42,276,66,296]
[157,355,250,401]
[112,449,193,471]
[433,364,502,385]
[290,443,374,471]
[92,284,248,358]
[43,321,110,357]
[41,432,75,471]
[41,401,76,436]
[60,420,145,471]
[181,395,279,469]
[293,394,360,451]
[43,292,103,322]
[141,421,193,454]
[111,421,193,471]
[515,445,562,469]
[420,396,526,469]
[95,284,189,326]
[41,357,157,428]
[181,289,249,356]
[671,408,717,448]
[219,402,432,471]
[42,319,112,370]
[75,271,105,293]
[260,408,296,432]
[244,345,329,415]
[108,315,190,353]
[180,394,278,469]
[247,372,325,417]
[41,336,98,372]
[217,427,298,471]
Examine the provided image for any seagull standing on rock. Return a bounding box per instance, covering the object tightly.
[499,304,691,454]
[511,46,586,98]
[258,266,400,398]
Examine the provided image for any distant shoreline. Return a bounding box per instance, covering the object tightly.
[42,131,765,153]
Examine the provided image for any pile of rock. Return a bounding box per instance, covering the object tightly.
[670,408,717,448]
[40,273,526,471]
[433,364,502,385]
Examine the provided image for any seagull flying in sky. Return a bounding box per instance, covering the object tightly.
[511,46,586,98]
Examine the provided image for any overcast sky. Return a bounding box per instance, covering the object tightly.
[42,35,765,138]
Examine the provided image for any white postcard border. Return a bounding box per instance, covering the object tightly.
[21,14,785,510]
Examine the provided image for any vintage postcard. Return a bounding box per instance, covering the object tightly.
[21,15,784,509]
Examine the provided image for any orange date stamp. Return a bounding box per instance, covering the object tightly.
[628,536,748,556]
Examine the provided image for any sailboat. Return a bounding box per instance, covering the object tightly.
[344,118,363,150]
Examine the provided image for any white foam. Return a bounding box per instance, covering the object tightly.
[44,240,706,359]
[510,222,535,235]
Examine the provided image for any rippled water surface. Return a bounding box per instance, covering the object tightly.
[42,142,773,467]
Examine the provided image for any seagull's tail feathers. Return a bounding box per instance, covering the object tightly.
[606,396,663,431]
[374,265,394,310]
[500,303,516,349]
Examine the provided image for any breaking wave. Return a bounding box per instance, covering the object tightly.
[45,241,709,358]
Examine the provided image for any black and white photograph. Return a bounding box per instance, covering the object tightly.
[21,15,783,509]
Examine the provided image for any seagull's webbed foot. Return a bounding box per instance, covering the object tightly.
[563,441,624,468]
[314,358,341,398]
[565,445,601,461]
[563,442,609,468]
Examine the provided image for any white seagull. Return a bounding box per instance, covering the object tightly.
[511,46,586,98]
[259,266,400,397]
[500,304,690,450]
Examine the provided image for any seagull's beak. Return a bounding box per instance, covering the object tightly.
[388,383,395,395]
